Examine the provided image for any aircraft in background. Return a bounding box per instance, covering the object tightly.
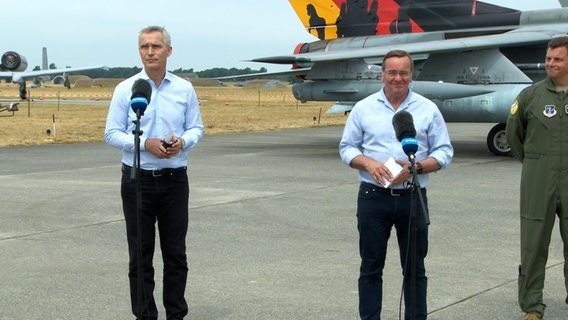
[31,47,69,88]
[238,0,568,156]
[0,48,106,100]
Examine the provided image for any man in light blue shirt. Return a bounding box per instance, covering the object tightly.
[339,50,453,320]
[105,26,203,320]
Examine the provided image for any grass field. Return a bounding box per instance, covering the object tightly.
[0,83,348,147]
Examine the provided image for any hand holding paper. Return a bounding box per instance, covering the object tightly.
[381,157,403,188]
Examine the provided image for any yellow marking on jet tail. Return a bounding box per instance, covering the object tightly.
[289,0,340,40]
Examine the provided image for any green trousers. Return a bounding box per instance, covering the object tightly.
[519,199,568,316]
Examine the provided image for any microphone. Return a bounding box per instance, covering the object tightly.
[392,110,418,157]
[130,79,152,116]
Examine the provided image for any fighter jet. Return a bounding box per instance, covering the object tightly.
[0,49,106,100]
[245,0,568,156]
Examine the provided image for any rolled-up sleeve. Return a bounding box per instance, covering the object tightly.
[104,81,140,152]
[180,86,204,150]
[339,108,363,166]
[427,110,453,169]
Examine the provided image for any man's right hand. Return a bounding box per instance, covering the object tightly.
[145,138,169,159]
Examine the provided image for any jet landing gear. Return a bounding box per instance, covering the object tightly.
[18,82,27,100]
[487,123,512,157]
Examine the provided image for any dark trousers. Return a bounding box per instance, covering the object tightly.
[121,166,189,320]
[357,182,429,320]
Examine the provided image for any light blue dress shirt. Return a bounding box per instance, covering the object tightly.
[105,71,204,170]
[339,88,453,188]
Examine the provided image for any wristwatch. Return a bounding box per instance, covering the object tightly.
[415,162,423,174]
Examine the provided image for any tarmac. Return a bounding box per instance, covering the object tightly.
[0,123,566,320]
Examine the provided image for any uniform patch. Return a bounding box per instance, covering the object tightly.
[510,100,518,115]
[565,105,568,114]
[543,105,557,118]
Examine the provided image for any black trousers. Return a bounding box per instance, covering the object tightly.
[121,165,189,320]
[357,182,429,320]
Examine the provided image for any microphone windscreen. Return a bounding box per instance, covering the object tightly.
[402,137,418,155]
[392,110,416,142]
[131,79,152,104]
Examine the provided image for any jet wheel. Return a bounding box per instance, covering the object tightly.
[486,123,511,157]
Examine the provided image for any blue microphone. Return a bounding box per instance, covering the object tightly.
[401,137,418,156]
[130,79,152,116]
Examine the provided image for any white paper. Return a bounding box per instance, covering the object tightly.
[381,157,403,188]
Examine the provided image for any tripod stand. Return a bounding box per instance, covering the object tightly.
[131,109,147,318]
[405,154,429,320]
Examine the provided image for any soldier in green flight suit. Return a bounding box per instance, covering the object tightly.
[506,36,568,320]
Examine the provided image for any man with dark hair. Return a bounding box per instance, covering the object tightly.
[506,36,568,320]
[339,49,453,320]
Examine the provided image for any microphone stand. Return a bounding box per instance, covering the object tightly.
[406,154,428,320]
[131,109,146,319]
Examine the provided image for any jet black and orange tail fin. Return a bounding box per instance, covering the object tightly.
[289,0,520,40]
[289,0,428,40]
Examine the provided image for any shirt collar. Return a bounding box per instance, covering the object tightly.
[137,70,172,88]
[378,87,416,111]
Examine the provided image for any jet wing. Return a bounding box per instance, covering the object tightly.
[253,28,562,65]
[0,65,108,83]
[214,68,311,80]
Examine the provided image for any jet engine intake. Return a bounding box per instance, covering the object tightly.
[1,51,28,71]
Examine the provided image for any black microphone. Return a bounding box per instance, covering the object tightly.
[392,110,418,156]
[130,79,152,116]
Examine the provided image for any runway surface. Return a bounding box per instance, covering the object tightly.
[0,123,566,319]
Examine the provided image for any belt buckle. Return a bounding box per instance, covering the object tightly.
[390,188,401,197]
[152,170,164,177]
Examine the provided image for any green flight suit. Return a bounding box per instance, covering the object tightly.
[506,78,568,317]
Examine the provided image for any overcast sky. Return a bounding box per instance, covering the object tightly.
[1,0,563,73]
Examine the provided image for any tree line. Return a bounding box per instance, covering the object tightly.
[74,66,268,79]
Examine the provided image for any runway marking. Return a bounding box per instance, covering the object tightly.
[0,164,119,178]
[427,260,564,316]
[0,219,124,241]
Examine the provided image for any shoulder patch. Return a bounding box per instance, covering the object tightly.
[510,100,518,115]
[543,105,557,118]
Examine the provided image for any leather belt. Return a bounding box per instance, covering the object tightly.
[122,164,186,177]
[361,182,416,196]
[377,186,412,196]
